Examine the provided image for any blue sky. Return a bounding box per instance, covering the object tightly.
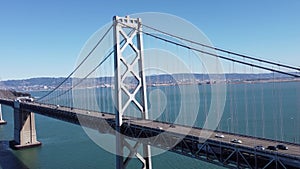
[0,0,299,80]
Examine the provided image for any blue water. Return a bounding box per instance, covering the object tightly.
[0,81,299,169]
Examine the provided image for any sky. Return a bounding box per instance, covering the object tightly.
[0,0,299,80]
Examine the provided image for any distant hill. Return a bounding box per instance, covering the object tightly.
[0,73,297,92]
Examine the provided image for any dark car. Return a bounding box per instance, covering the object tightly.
[169,124,176,128]
[277,144,288,150]
[267,146,278,151]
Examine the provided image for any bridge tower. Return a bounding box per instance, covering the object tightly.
[113,16,152,169]
[9,100,41,149]
[0,104,7,125]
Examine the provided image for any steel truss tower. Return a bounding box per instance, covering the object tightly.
[113,16,152,169]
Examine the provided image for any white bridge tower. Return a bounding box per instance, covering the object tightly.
[113,16,152,169]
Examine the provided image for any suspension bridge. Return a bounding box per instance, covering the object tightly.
[0,16,299,169]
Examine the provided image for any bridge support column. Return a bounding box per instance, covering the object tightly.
[9,101,41,149]
[0,104,7,125]
[113,16,152,169]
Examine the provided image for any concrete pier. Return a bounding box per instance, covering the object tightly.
[9,100,41,149]
[0,104,7,125]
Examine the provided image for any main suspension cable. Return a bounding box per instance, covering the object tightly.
[142,24,300,72]
[42,50,114,103]
[37,24,113,101]
[117,21,299,78]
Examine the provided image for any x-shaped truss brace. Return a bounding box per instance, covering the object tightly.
[113,15,151,169]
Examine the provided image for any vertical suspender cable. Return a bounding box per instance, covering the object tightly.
[260,62,265,138]
[272,68,278,141]
[278,65,284,141]
[244,57,249,136]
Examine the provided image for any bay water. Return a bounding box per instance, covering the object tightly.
[0,81,299,169]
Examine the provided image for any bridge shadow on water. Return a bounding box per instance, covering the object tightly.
[0,141,29,169]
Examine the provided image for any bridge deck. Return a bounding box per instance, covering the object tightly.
[131,119,300,157]
[1,98,297,157]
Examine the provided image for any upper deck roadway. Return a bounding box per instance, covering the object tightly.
[0,98,299,169]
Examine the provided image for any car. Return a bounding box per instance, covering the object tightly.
[156,126,163,130]
[169,124,176,128]
[254,145,265,151]
[16,96,34,102]
[215,134,225,138]
[267,146,278,151]
[277,144,288,150]
[231,139,242,144]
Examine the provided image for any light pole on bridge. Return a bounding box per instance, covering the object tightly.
[0,104,7,125]
[227,117,231,133]
[291,117,296,143]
